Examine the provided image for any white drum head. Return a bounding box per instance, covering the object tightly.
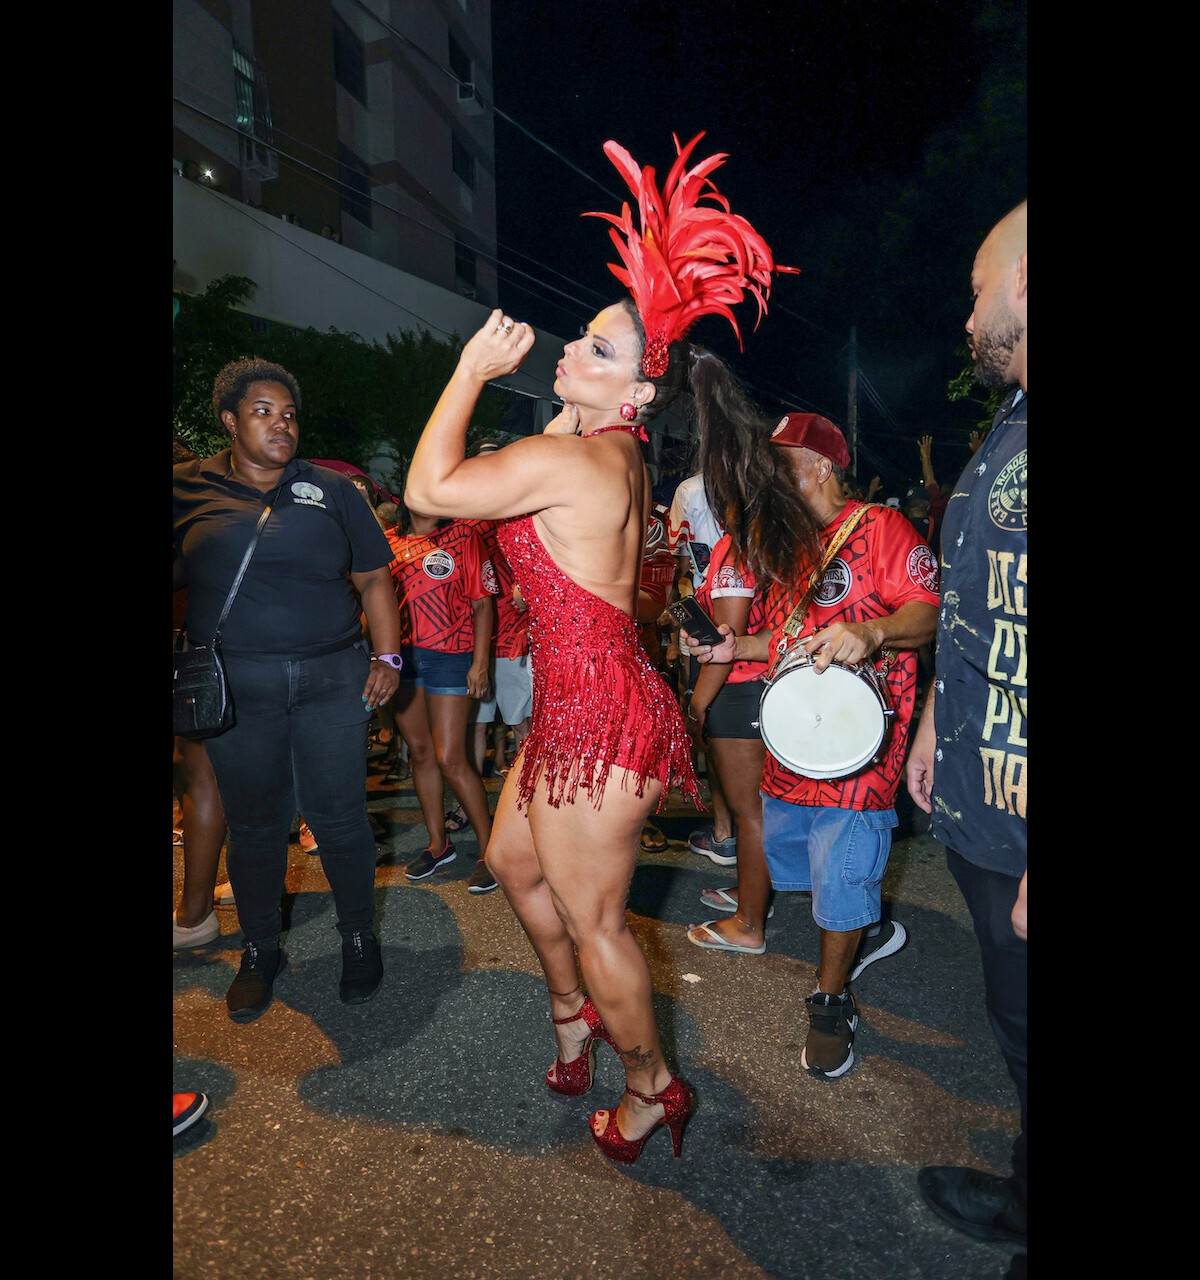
[759,662,886,779]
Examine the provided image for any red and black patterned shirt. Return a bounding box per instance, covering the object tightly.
[386,519,491,653]
[760,502,940,811]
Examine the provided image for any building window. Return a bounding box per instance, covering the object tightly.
[448,32,472,91]
[337,142,372,228]
[333,12,367,105]
[455,239,478,297]
[452,133,475,190]
[232,45,272,139]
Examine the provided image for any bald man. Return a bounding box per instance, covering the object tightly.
[906,201,1027,1257]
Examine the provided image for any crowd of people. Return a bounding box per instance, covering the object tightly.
[174,148,1025,1274]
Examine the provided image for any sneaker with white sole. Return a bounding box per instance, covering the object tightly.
[405,839,457,881]
[173,909,221,949]
[849,919,908,982]
[467,858,498,894]
[688,827,738,865]
[801,989,859,1079]
[173,1091,210,1137]
[214,881,236,907]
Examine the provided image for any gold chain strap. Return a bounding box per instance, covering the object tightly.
[766,504,876,681]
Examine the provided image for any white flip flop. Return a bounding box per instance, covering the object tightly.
[698,887,774,918]
[686,921,767,955]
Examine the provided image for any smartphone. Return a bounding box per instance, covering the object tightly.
[687,541,712,579]
[667,596,725,647]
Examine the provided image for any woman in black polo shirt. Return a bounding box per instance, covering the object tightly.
[173,357,402,1023]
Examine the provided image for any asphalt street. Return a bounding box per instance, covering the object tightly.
[173,747,1022,1280]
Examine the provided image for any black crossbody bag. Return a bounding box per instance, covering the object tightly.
[173,484,282,739]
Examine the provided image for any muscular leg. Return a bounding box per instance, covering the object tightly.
[687,736,768,946]
[174,737,227,927]
[526,771,678,1143]
[394,685,447,850]
[427,691,492,853]
[483,757,583,1018]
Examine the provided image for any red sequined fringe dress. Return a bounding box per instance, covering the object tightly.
[497,516,701,814]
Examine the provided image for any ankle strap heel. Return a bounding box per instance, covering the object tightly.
[590,1074,695,1164]
[546,995,613,1096]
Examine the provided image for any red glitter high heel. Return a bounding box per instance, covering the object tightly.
[589,1075,694,1164]
[546,995,615,1097]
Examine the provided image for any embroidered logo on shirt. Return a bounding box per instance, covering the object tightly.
[290,481,327,508]
[482,558,499,595]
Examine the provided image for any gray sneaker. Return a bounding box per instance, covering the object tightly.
[688,827,738,866]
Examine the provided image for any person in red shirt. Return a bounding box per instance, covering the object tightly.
[455,442,533,799]
[683,412,938,1080]
[382,508,496,890]
[681,531,775,954]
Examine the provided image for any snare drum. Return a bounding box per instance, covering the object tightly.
[758,647,893,779]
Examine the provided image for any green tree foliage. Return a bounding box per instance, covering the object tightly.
[945,342,1011,440]
[172,276,508,495]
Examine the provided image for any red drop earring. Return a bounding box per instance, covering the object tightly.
[619,402,638,421]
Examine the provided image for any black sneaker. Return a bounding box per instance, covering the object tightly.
[917,1166,1028,1247]
[467,858,499,894]
[405,839,457,881]
[849,919,908,982]
[339,930,384,1004]
[801,989,858,1079]
[226,941,287,1023]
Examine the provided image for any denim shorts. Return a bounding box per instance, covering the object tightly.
[475,654,533,724]
[761,794,897,931]
[398,645,473,695]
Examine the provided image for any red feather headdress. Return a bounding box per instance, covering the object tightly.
[585,132,798,377]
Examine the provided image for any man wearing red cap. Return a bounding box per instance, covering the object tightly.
[684,410,939,1080]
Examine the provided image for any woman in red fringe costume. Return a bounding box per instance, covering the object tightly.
[405,133,795,1165]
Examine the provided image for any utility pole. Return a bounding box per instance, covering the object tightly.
[847,326,858,479]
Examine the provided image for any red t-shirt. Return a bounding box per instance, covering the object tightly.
[760,502,940,810]
[460,517,530,659]
[386,520,491,653]
[694,533,770,684]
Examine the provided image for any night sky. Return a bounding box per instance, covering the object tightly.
[490,0,1027,490]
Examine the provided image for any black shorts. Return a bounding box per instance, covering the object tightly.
[705,679,764,740]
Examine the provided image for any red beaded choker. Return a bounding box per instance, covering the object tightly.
[585,423,649,443]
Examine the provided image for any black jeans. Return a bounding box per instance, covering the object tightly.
[947,848,1027,1205]
[205,639,377,947]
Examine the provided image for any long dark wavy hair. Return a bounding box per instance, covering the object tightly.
[623,298,823,589]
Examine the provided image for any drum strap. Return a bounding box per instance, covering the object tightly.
[767,504,890,681]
